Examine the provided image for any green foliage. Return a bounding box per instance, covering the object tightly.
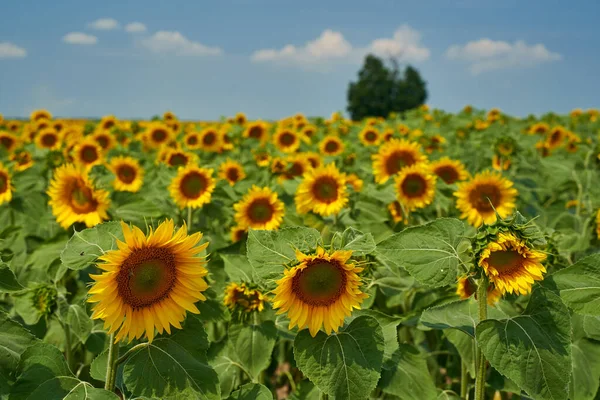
[552,253,600,316]
[228,383,272,400]
[379,344,437,399]
[60,221,124,271]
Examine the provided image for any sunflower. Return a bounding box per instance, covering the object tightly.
[273,129,300,153]
[0,164,13,205]
[98,115,117,131]
[88,220,209,343]
[145,123,174,148]
[372,139,426,184]
[301,125,316,142]
[430,157,468,184]
[280,154,312,181]
[0,131,19,153]
[30,109,52,121]
[7,121,21,133]
[346,173,363,192]
[224,282,267,313]
[53,120,66,133]
[318,135,345,156]
[272,247,368,337]
[244,121,269,143]
[108,156,144,192]
[382,128,395,142]
[456,277,501,305]
[219,160,246,186]
[546,126,566,149]
[304,152,322,169]
[254,152,271,167]
[295,163,348,216]
[454,171,517,227]
[169,165,215,209]
[167,120,181,135]
[359,127,381,146]
[92,130,116,151]
[35,128,62,150]
[198,128,223,152]
[596,210,600,240]
[270,157,287,174]
[388,201,405,224]
[10,150,34,172]
[233,186,285,230]
[163,111,177,122]
[479,232,546,296]
[394,164,436,211]
[73,140,104,169]
[527,122,550,135]
[47,164,110,229]
[182,132,199,150]
[235,112,247,125]
[230,225,248,242]
[162,149,193,168]
[492,155,511,171]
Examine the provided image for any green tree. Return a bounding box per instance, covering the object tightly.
[347,54,428,121]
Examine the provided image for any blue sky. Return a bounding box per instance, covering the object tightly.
[0,0,598,119]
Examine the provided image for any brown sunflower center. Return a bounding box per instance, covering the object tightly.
[288,162,305,177]
[168,153,189,167]
[226,167,240,182]
[292,260,347,306]
[103,120,115,130]
[203,132,217,145]
[304,128,314,137]
[385,150,416,175]
[324,140,339,153]
[312,177,339,203]
[486,249,523,274]
[435,166,459,184]
[549,130,562,145]
[117,247,176,309]
[279,132,296,146]
[401,173,427,197]
[96,135,110,149]
[80,145,99,163]
[0,173,8,193]
[69,179,98,214]
[364,130,377,142]
[248,198,275,223]
[469,184,502,213]
[15,152,30,165]
[0,136,15,149]
[41,133,58,147]
[180,172,208,199]
[187,135,198,145]
[151,129,168,143]
[117,165,137,184]
[248,126,263,139]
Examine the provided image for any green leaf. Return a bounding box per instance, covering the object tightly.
[90,350,108,382]
[62,384,120,399]
[293,316,384,400]
[111,200,164,224]
[374,218,465,287]
[60,221,124,271]
[122,315,220,400]
[246,227,320,286]
[0,313,38,396]
[379,344,437,400]
[227,383,272,400]
[570,339,600,400]
[332,227,376,256]
[57,299,93,344]
[445,329,475,378]
[207,340,242,398]
[0,262,24,292]
[352,309,402,359]
[476,289,572,400]
[220,253,253,282]
[552,254,600,316]
[229,321,277,380]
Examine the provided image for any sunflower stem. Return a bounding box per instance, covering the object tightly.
[474,278,488,400]
[104,334,120,392]
[460,360,469,399]
[187,206,193,228]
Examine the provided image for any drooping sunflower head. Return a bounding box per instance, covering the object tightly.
[47,164,110,229]
[479,232,546,296]
[73,140,104,169]
[145,123,174,148]
[35,128,62,150]
[88,220,209,343]
[388,201,405,224]
[230,225,248,243]
[492,155,511,171]
[318,135,345,156]
[0,131,19,153]
[359,127,381,146]
[0,164,13,205]
[272,247,368,337]
[233,186,285,230]
[372,139,426,184]
[273,129,300,153]
[30,109,52,122]
[394,164,437,211]
[295,163,348,217]
[224,282,268,315]
[108,156,144,192]
[456,276,502,305]
[454,171,518,227]
[10,150,34,172]
[169,165,215,209]
[430,157,468,184]
[244,121,269,143]
[219,160,246,186]
[198,127,223,152]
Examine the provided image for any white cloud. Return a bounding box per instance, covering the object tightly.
[251,25,430,69]
[63,32,98,45]
[0,42,27,58]
[88,18,119,30]
[141,31,222,56]
[446,38,562,74]
[125,22,147,33]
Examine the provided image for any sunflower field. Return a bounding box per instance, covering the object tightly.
[0,106,599,400]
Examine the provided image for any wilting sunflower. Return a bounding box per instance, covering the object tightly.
[455,171,517,227]
[273,129,301,153]
[372,139,426,184]
[0,131,19,153]
[359,127,381,146]
[244,121,269,144]
[272,247,368,337]
[169,165,215,209]
[35,128,62,150]
[230,225,248,242]
[318,135,345,156]
[234,186,285,230]
[10,150,34,172]
[295,163,348,216]
[394,164,437,211]
[0,164,13,205]
[456,276,501,305]
[224,282,267,313]
[219,160,246,186]
[92,130,116,151]
[47,164,110,229]
[73,140,104,169]
[145,123,174,149]
[108,156,144,192]
[198,128,222,152]
[388,201,405,224]
[88,220,209,343]
[30,109,52,122]
[479,232,546,296]
[184,132,201,150]
[430,157,468,184]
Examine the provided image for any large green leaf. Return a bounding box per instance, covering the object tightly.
[552,254,600,316]
[229,321,277,380]
[374,218,465,287]
[122,315,220,400]
[476,289,572,400]
[379,344,437,400]
[246,227,320,286]
[351,309,402,359]
[57,298,93,344]
[445,329,475,377]
[331,227,376,256]
[0,313,37,396]
[26,378,118,400]
[207,340,242,398]
[293,316,384,400]
[60,222,124,271]
[0,262,24,292]
[570,339,600,400]
[227,383,272,400]
[220,253,253,282]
